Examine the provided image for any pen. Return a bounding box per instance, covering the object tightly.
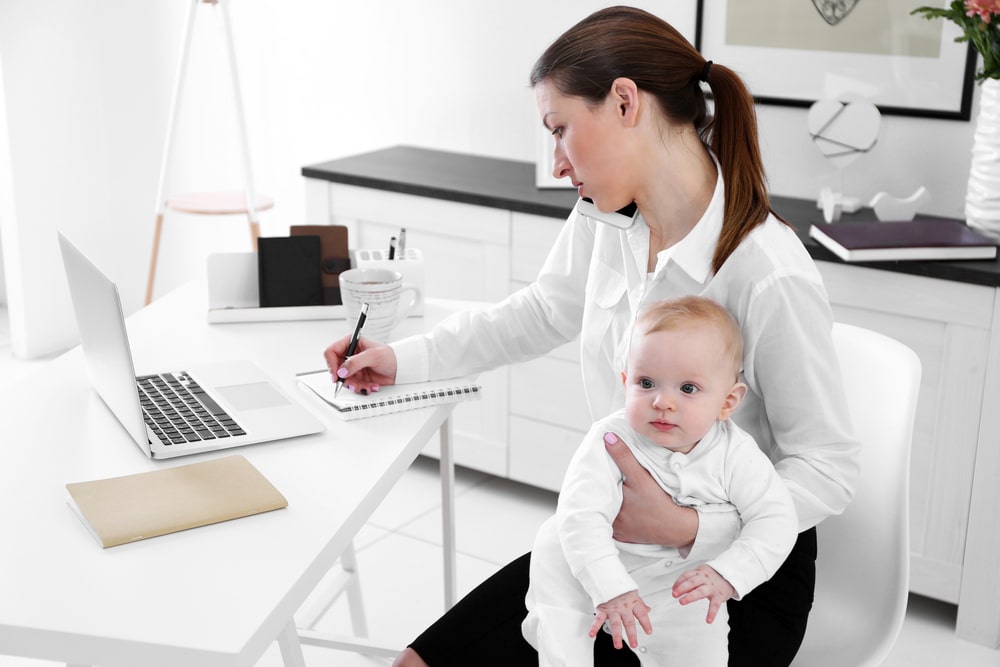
[388,236,397,260]
[334,302,369,397]
[398,228,407,258]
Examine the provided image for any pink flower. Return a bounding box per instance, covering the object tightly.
[966,0,1000,22]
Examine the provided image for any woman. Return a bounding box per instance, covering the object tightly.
[325,7,859,666]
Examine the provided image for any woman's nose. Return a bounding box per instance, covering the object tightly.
[551,145,571,180]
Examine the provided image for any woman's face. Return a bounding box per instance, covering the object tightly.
[535,79,632,212]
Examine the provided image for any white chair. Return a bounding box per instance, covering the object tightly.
[791,323,921,666]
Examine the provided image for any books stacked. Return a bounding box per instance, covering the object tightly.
[809,219,997,262]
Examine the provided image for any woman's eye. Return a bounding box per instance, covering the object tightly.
[551,126,563,138]
[639,378,654,389]
[680,383,699,395]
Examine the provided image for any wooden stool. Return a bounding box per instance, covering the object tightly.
[145,0,270,305]
[145,191,273,305]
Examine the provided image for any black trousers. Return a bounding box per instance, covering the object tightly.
[409,528,817,666]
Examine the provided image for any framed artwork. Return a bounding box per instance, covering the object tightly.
[694,0,977,121]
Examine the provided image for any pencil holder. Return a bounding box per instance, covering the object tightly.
[349,248,425,316]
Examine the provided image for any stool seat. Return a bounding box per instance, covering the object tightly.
[167,190,274,215]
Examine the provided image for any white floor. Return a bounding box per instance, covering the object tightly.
[2,306,1000,666]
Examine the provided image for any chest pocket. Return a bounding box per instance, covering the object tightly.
[582,262,629,381]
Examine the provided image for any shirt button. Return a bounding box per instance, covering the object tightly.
[664,561,673,567]
[639,647,647,653]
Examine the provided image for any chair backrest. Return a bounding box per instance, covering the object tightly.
[791,323,921,667]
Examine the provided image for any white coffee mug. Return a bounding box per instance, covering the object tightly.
[339,268,423,342]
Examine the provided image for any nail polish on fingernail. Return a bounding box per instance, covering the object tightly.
[604,432,616,445]
[337,367,348,379]
[346,384,355,393]
[360,388,368,396]
[372,385,381,392]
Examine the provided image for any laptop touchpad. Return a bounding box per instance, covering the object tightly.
[216,382,290,410]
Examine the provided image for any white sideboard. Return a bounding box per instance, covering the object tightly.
[304,180,587,489]
[302,146,1000,648]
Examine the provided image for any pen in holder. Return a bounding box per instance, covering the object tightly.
[349,248,425,316]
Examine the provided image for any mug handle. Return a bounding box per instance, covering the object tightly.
[391,285,423,327]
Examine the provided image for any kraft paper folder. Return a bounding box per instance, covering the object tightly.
[66,455,287,548]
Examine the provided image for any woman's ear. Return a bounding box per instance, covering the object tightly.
[719,382,747,421]
[610,77,640,126]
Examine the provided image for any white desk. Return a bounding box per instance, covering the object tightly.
[0,282,470,666]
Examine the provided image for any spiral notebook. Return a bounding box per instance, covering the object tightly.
[296,370,482,420]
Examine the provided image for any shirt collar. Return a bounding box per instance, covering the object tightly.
[642,153,725,285]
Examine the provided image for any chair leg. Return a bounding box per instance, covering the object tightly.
[145,212,165,305]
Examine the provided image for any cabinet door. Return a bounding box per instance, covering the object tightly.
[507,212,588,489]
[508,345,589,492]
[818,261,995,604]
[327,182,511,477]
[511,211,568,283]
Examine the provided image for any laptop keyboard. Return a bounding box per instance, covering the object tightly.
[137,372,246,446]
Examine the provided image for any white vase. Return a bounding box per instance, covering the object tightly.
[966,78,1000,240]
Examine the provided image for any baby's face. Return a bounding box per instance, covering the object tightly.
[622,325,741,453]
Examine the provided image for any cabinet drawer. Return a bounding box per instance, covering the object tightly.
[817,261,994,328]
[509,416,586,492]
[352,218,511,303]
[330,183,510,246]
[511,212,567,283]
[510,352,590,430]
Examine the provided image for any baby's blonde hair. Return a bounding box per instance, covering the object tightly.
[636,296,743,378]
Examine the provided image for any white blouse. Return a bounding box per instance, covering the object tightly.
[390,167,860,555]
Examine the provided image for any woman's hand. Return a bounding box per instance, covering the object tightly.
[604,432,699,548]
[323,336,398,394]
[673,564,736,624]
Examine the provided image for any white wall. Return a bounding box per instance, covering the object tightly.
[0,1,178,358]
[0,0,980,358]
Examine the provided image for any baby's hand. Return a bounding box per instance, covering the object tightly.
[672,564,736,623]
[589,590,653,649]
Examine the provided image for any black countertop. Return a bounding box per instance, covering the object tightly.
[303,145,1000,288]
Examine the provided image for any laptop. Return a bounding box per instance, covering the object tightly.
[58,232,325,459]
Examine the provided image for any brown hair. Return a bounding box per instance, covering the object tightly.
[637,296,743,377]
[530,5,778,274]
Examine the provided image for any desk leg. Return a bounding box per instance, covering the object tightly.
[277,620,307,667]
[440,418,457,609]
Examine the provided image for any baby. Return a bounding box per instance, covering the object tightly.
[522,295,798,666]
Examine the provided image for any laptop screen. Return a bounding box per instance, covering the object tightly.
[58,233,151,455]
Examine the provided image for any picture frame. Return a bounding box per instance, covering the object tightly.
[694,0,977,121]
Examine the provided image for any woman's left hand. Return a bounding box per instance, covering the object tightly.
[604,432,699,547]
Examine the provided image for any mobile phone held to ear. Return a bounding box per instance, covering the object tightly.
[575,198,640,230]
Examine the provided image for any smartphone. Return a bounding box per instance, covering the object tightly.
[575,198,640,230]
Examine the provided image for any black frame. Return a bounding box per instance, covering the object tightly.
[694,0,977,121]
